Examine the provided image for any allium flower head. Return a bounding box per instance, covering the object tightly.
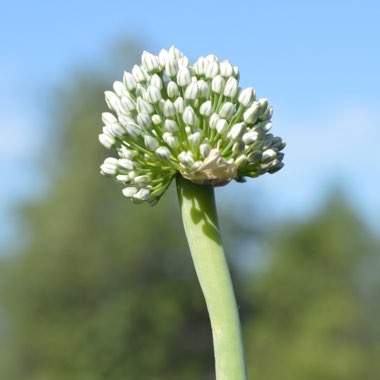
[99,46,285,205]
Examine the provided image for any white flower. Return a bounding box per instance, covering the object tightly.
[99,46,285,205]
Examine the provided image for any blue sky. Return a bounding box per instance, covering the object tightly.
[1,0,380,247]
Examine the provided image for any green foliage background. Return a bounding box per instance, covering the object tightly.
[0,42,379,380]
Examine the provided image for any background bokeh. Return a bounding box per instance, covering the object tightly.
[1,1,379,379]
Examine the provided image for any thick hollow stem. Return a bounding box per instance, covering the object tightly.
[176,175,248,380]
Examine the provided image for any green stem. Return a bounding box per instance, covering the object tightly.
[176,175,248,380]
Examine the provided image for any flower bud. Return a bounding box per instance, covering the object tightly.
[122,187,138,197]
[163,100,176,117]
[205,61,219,79]
[178,151,194,168]
[209,113,220,129]
[134,175,151,186]
[227,123,246,140]
[163,132,179,148]
[147,86,162,104]
[155,146,171,161]
[102,112,117,125]
[184,82,199,100]
[243,102,260,124]
[219,102,235,119]
[123,72,137,91]
[125,123,141,139]
[105,91,121,112]
[150,74,163,89]
[118,158,134,170]
[113,81,127,97]
[137,98,154,114]
[132,65,147,82]
[100,161,118,176]
[197,80,208,98]
[142,51,160,73]
[174,97,185,113]
[242,130,259,145]
[194,57,208,76]
[99,133,115,149]
[216,119,229,134]
[182,106,198,127]
[262,148,277,163]
[206,54,219,63]
[199,101,213,117]
[219,60,234,77]
[110,123,127,137]
[238,87,255,107]
[164,119,178,132]
[165,57,179,77]
[177,67,192,86]
[133,188,152,203]
[169,45,184,60]
[178,56,189,67]
[235,154,248,167]
[200,143,211,158]
[233,66,240,79]
[167,81,179,99]
[144,135,159,151]
[151,114,161,125]
[224,77,238,98]
[211,75,225,94]
[121,95,136,112]
[136,113,152,129]
[158,49,168,67]
[116,174,130,182]
[188,132,201,147]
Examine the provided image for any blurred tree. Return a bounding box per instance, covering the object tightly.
[245,193,380,380]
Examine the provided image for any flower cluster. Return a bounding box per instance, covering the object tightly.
[99,46,285,205]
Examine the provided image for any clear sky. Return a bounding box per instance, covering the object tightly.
[1,0,380,247]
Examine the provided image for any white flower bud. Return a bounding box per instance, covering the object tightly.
[163,132,179,148]
[118,158,134,170]
[142,51,160,73]
[182,106,198,127]
[163,100,176,117]
[100,161,118,176]
[102,112,117,125]
[194,57,209,76]
[262,148,277,163]
[219,60,234,77]
[158,49,168,67]
[113,81,127,97]
[125,123,141,139]
[227,122,246,140]
[184,82,199,100]
[110,123,127,137]
[165,57,179,77]
[238,87,256,107]
[136,113,152,129]
[247,151,262,163]
[122,187,138,197]
[135,84,148,100]
[209,113,220,129]
[178,56,189,67]
[105,91,121,112]
[224,77,238,98]
[169,45,184,60]
[99,133,115,149]
[132,65,147,82]
[155,146,171,161]
[118,146,135,159]
[243,102,260,124]
[199,101,213,117]
[150,74,163,89]
[216,119,229,134]
[134,175,151,186]
[144,135,159,151]
[257,98,269,114]
[205,61,219,79]
[121,95,136,112]
[211,75,225,94]
[242,130,259,145]
[232,140,245,153]
[174,97,185,113]
[118,114,135,127]
[147,86,162,104]
[137,97,154,114]
[197,80,208,98]
[133,188,152,202]
[199,143,211,158]
[233,66,240,79]
[167,81,179,98]
[177,67,192,86]
[116,174,130,182]
[206,54,219,63]
[188,132,201,147]
[164,119,178,132]
[123,72,137,91]
[235,154,248,167]
[219,102,235,119]
[178,151,194,168]
[151,114,161,125]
